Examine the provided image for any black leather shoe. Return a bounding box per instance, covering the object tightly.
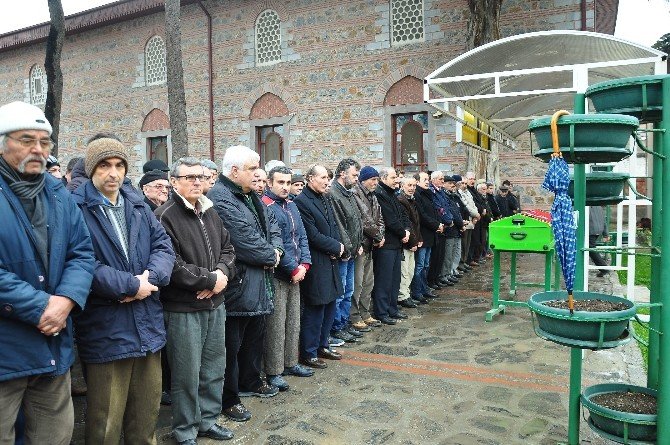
[300,357,328,369]
[424,289,437,297]
[317,347,342,360]
[399,299,418,308]
[346,327,364,337]
[178,439,197,445]
[412,296,428,305]
[198,423,234,440]
[379,316,397,325]
[452,272,464,279]
[223,403,252,422]
[390,312,408,319]
[438,280,454,287]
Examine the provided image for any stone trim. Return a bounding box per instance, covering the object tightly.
[365,0,441,51]
[373,66,430,106]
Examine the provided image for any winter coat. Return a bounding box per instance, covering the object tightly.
[458,187,478,230]
[351,182,384,252]
[414,186,441,248]
[495,193,518,218]
[329,181,364,259]
[0,174,95,382]
[487,193,502,220]
[396,192,423,249]
[155,193,236,312]
[444,191,464,238]
[66,158,87,192]
[262,190,312,283]
[72,181,175,364]
[375,181,411,250]
[208,175,283,316]
[429,183,454,227]
[294,185,343,306]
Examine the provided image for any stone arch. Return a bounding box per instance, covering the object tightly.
[250,93,289,120]
[141,108,170,132]
[245,0,290,28]
[383,75,424,106]
[373,66,430,106]
[245,84,296,117]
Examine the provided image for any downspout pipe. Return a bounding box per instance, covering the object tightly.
[197,0,215,161]
[581,0,588,31]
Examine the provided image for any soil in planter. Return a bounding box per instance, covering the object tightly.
[543,299,629,312]
[591,391,657,415]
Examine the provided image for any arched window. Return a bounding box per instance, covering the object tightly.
[30,65,47,105]
[145,36,167,86]
[390,0,424,46]
[255,10,282,66]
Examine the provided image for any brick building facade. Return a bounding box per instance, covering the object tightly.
[0,0,618,208]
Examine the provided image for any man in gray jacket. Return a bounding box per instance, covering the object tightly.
[329,158,365,342]
[208,146,284,423]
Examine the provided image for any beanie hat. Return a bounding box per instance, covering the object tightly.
[143,159,169,173]
[0,101,53,136]
[291,174,305,184]
[85,138,129,177]
[451,174,462,182]
[359,166,379,182]
[139,169,168,188]
[46,155,60,169]
[443,175,455,182]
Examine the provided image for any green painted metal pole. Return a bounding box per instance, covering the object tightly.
[568,92,587,445]
[648,121,663,390]
[492,250,500,309]
[509,252,516,295]
[544,251,551,291]
[655,77,670,445]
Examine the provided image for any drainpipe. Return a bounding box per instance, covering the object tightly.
[580,0,588,31]
[197,0,215,161]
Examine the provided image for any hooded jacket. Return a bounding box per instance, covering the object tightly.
[72,181,175,363]
[0,173,95,381]
[155,192,236,312]
[208,174,283,316]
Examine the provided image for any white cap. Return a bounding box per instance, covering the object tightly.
[0,101,53,136]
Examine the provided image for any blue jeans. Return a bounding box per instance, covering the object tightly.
[411,246,431,297]
[332,259,355,331]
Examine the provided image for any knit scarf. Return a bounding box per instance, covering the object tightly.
[0,156,46,200]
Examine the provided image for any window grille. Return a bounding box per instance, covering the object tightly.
[255,10,282,66]
[145,36,167,86]
[30,65,47,105]
[390,0,424,45]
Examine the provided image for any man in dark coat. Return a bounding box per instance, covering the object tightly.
[495,185,516,218]
[412,172,443,302]
[373,167,411,325]
[0,102,95,444]
[139,169,170,211]
[73,136,175,444]
[155,158,236,444]
[466,172,487,264]
[295,164,345,369]
[396,175,422,309]
[329,158,364,342]
[262,166,314,390]
[208,145,284,423]
[427,171,454,288]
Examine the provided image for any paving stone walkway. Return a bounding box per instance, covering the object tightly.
[71,252,645,444]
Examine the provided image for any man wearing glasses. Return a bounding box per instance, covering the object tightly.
[0,101,95,444]
[72,135,175,444]
[140,169,170,211]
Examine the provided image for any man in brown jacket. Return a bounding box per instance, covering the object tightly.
[155,158,236,444]
[350,166,385,330]
[396,175,423,309]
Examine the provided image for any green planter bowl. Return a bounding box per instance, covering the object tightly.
[568,171,630,206]
[582,383,657,444]
[586,75,670,124]
[528,114,639,164]
[528,291,635,349]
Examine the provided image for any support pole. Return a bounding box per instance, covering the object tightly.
[510,252,517,294]
[655,77,670,445]
[568,92,587,445]
[648,120,663,389]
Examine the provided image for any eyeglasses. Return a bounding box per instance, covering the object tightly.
[146,184,171,191]
[175,175,205,183]
[6,135,54,151]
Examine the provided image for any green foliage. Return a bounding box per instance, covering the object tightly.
[653,32,670,53]
[616,253,651,288]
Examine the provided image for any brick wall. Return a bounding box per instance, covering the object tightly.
[0,0,598,207]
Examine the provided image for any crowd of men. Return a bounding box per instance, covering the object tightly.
[0,101,522,445]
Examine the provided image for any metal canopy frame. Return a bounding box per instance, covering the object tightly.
[424,30,667,139]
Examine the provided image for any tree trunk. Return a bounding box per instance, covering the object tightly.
[44,0,65,156]
[164,0,189,159]
[465,0,503,50]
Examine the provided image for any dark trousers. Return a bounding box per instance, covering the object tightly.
[469,221,484,261]
[589,235,608,270]
[300,300,336,359]
[222,315,265,410]
[427,236,445,286]
[372,248,402,318]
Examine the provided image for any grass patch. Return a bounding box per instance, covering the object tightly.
[616,254,651,370]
